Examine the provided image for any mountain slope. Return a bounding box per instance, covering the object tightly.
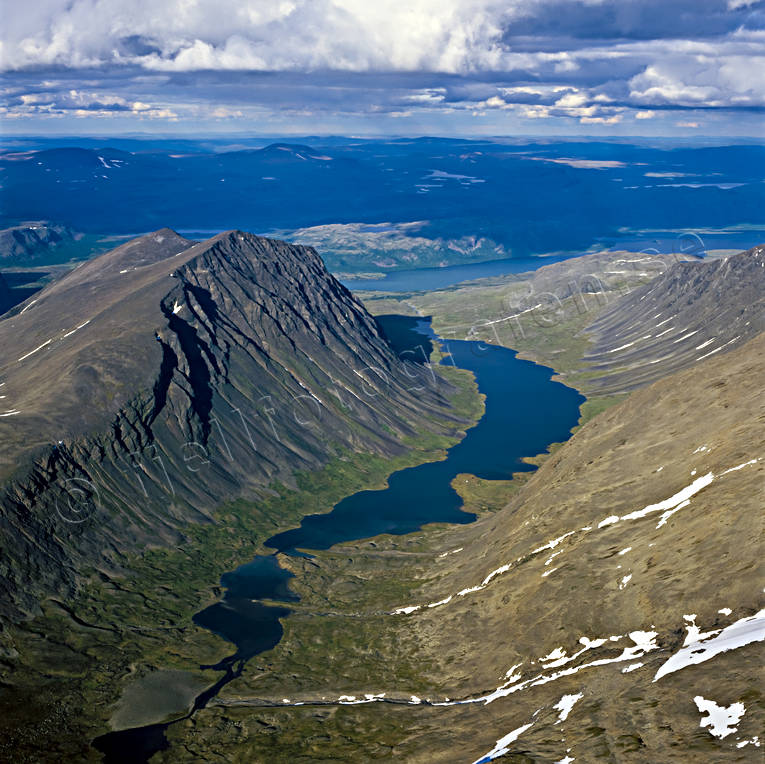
[0,229,462,625]
[374,331,764,761]
[581,245,765,393]
[222,329,764,762]
[0,222,75,265]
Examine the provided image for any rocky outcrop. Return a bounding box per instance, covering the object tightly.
[0,230,461,625]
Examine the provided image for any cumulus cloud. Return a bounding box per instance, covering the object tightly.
[1,0,763,130]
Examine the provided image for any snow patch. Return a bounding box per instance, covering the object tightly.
[694,696,745,739]
[654,610,765,681]
[607,341,635,353]
[17,338,52,362]
[554,693,583,723]
[471,722,535,764]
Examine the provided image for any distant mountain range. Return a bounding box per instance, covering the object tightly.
[0,222,75,264]
[1,139,763,270]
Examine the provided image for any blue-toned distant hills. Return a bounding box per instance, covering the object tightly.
[0,137,763,270]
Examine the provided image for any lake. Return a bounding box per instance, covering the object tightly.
[93,315,584,762]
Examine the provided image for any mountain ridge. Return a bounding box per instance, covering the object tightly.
[0,229,465,626]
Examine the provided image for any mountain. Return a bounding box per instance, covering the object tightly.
[0,222,75,265]
[2,139,763,267]
[0,229,462,626]
[379,330,764,762]
[582,245,765,393]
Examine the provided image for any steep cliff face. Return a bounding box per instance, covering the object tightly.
[0,230,460,624]
[581,245,765,393]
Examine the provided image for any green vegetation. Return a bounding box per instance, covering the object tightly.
[451,472,532,514]
[0,364,483,760]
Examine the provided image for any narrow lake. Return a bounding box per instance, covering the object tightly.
[93,315,584,762]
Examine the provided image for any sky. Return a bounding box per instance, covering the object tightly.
[1,0,764,137]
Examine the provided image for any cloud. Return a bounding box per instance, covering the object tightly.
[1,0,764,132]
[629,50,765,107]
[3,85,177,118]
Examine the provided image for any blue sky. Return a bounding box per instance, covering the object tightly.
[1,0,764,137]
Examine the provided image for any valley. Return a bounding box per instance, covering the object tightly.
[0,230,762,763]
[3,2,765,760]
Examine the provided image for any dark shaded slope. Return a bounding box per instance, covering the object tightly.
[0,273,12,315]
[0,223,74,265]
[0,230,461,625]
[581,245,765,393]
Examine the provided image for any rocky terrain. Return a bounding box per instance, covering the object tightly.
[0,229,465,628]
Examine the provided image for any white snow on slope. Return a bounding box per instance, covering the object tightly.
[392,460,759,616]
[17,339,52,362]
[697,336,740,361]
[673,330,699,343]
[62,319,91,338]
[18,299,38,315]
[654,610,765,681]
[693,696,746,739]
[554,693,583,723]
[471,721,535,763]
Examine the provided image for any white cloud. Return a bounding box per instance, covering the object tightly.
[0,0,521,74]
[554,91,588,108]
[2,0,763,129]
[580,114,623,124]
[629,52,765,107]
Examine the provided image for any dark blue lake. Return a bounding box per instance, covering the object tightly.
[267,317,584,551]
[93,315,584,762]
